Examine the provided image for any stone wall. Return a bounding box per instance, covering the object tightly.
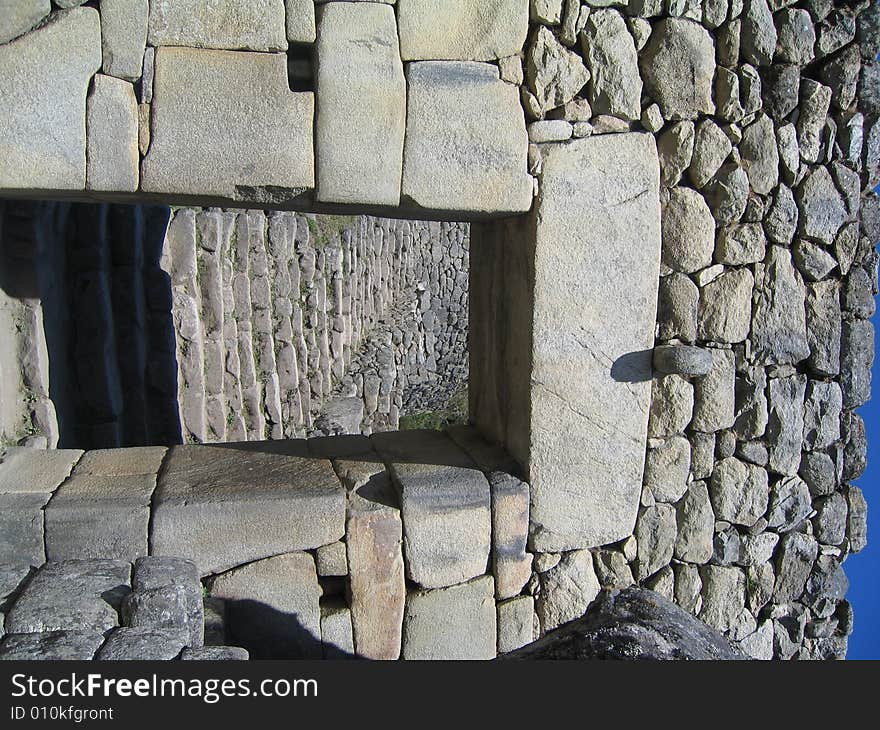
[0,201,470,449]
[0,0,534,218]
[507,0,878,660]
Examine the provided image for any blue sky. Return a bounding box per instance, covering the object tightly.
[843,302,879,659]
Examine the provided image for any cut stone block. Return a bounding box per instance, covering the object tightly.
[97,627,189,660]
[73,447,166,477]
[86,74,140,192]
[373,430,491,590]
[321,603,355,659]
[315,2,405,206]
[342,461,406,660]
[125,556,203,649]
[497,596,536,654]
[141,47,314,201]
[101,0,149,81]
[0,7,101,190]
[0,493,50,565]
[286,0,316,43]
[45,473,154,562]
[211,552,322,659]
[180,646,249,660]
[0,447,82,494]
[491,472,533,600]
[471,133,661,551]
[5,560,130,634]
[0,0,50,46]
[0,631,104,660]
[151,444,345,575]
[398,0,529,61]
[147,0,287,51]
[402,575,497,660]
[402,61,532,214]
[315,542,347,577]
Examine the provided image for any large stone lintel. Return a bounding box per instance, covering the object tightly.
[471,133,662,552]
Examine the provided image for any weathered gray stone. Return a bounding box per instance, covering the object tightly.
[704,164,749,225]
[842,411,867,482]
[657,273,699,342]
[733,366,768,439]
[286,0,316,43]
[5,560,129,634]
[372,430,490,590]
[0,493,49,566]
[44,473,154,562]
[0,448,82,495]
[635,504,677,581]
[490,472,532,600]
[797,80,833,163]
[777,122,801,185]
[402,575,496,660]
[806,280,841,376]
[86,74,139,192]
[766,475,813,532]
[593,550,635,589]
[315,3,405,206]
[508,587,747,660]
[398,0,528,61]
[673,562,702,613]
[658,121,695,186]
[497,596,536,654]
[715,223,766,265]
[709,457,769,527]
[341,459,405,660]
[526,26,591,115]
[813,493,847,546]
[800,450,838,497]
[840,319,874,408]
[151,445,344,575]
[181,646,249,660]
[740,531,779,566]
[97,627,189,660]
[752,246,809,365]
[844,267,876,319]
[692,348,736,432]
[641,18,716,120]
[773,532,818,603]
[775,8,816,64]
[690,432,716,479]
[528,120,573,143]
[0,1,50,46]
[802,556,848,621]
[402,62,531,214]
[100,0,148,81]
[147,0,286,51]
[472,133,660,553]
[765,185,799,245]
[700,565,746,633]
[797,167,847,246]
[793,240,838,282]
[740,113,779,193]
[846,485,867,553]
[315,542,347,578]
[674,480,715,563]
[0,8,101,190]
[803,380,842,450]
[211,552,321,659]
[141,47,314,200]
[767,374,807,475]
[74,447,166,477]
[0,631,103,660]
[321,604,354,659]
[537,549,602,631]
[662,187,715,273]
[643,436,691,503]
[763,64,800,121]
[653,345,713,376]
[580,9,642,121]
[648,375,694,438]
[697,269,754,343]
[741,0,777,65]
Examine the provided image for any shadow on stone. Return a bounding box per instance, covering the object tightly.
[610,349,654,384]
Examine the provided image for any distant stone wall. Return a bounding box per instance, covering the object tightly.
[0,1,534,218]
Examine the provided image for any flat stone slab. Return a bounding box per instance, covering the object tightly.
[0,631,104,660]
[0,493,50,565]
[210,552,322,659]
[96,627,189,660]
[402,61,532,214]
[476,133,661,551]
[397,0,528,61]
[151,444,345,575]
[315,2,406,206]
[73,446,166,476]
[44,473,156,562]
[141,47,314,201]
[0,7,101,190]
[0,0,50,46]
[373,431,491,590]
[147,0,287,51]
[5,560,130,634]
[402,575,497,660]
[86,74,139,192]
[0,447,83,494]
